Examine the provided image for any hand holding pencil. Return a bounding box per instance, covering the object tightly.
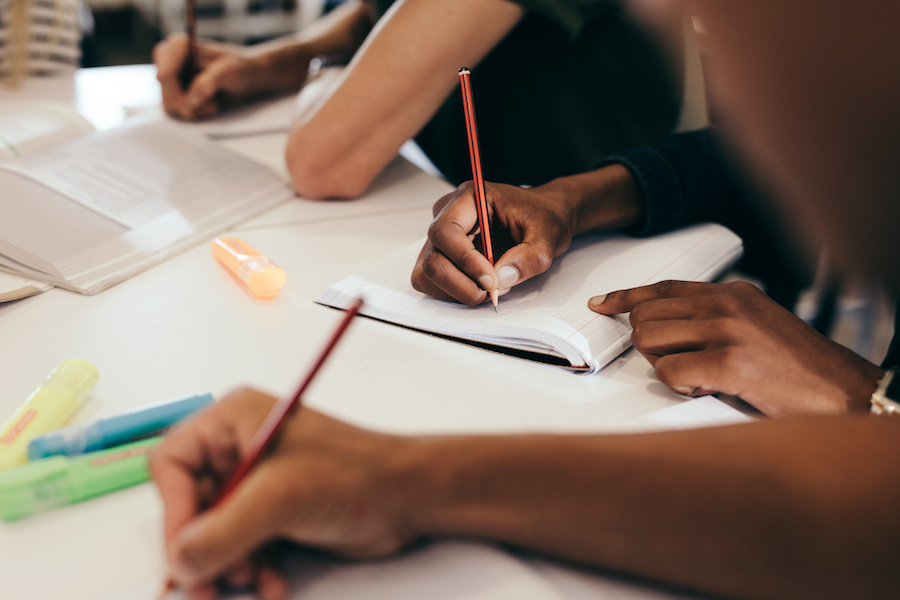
[410,164,645,306]
[149,300,415,598]
[457,68,499,310]
[411,69,644,309]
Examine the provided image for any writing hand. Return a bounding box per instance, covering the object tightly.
[411,180,579,304]
[589,280,883,416]
[154,34,288,121]
[149,388,415,599]
[411,165,644,305]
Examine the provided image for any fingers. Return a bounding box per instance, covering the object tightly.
[154,34,230,119]
[185,60,233,116]
[589,280,721,314]
[630,318,721,360]
[411,242,489,305]
[412,185,494,305]
[149,422,218,542]
[412,182,567,304]
[154,35,193,118]
[151,388,275,541]
[168,465,289,590]
[653,348,740,398]
[492,240,554,293]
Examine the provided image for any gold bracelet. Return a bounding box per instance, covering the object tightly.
[871,367,900,415]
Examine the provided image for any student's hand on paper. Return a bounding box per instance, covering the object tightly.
[411,181,580,305]
[149,387,415,600]
[589,280,884,416]
[411,165,644,305]
[154,34,293,121]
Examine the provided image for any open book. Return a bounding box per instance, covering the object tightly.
[317,223,743,373]
[0,102,294,295]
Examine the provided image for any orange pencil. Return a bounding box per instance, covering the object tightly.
[458,67,498,311]
[158,298,364,598]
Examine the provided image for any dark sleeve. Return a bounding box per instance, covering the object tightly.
[594,128,731,237]
[514,0,617,38]
[596,127,817,309]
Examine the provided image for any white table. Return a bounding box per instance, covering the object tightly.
[0,66,723,600]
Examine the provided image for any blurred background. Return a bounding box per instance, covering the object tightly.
[81,0,336,66]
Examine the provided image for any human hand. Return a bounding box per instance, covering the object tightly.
[149,387,417,600]
[588,280,884,416]
[154,34,294,120]
[411,180,580,304]
[411,165,643,305]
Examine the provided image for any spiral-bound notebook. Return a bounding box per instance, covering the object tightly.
[317,223,743,373]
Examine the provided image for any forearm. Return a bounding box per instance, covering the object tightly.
[285,0,524,199]
[243,0,374,94]
[401,418,900,599]
[539,164,647,237]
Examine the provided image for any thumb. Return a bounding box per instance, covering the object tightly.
[168,471,284,588]
[186,67,223,113]
[493,241,557,292]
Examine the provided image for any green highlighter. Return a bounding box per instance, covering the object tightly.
[0,436,161,521]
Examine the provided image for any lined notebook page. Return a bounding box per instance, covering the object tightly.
[317,223,743,373]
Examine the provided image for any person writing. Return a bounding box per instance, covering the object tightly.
[410,127,886,417]
[151,2,900,599]
[153,0,682,198]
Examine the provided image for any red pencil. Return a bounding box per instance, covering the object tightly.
[158,298,364,597]
[459,68,499,312]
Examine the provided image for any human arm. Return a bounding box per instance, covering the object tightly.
[152,387,900,600]
[284,0,525,199]
[587,280,884,416]
[153,0,374,120]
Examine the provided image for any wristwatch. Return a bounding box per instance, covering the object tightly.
[871,367,900,415]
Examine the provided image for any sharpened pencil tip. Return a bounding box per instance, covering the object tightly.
[493,305,498,313]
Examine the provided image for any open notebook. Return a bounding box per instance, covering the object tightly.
[0,105,293,295]
[317,223,743,373]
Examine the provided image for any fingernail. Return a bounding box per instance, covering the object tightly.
[496,265,519,290]
[673,386,694,396]
[477,274,495,291]
[588,294,607,309]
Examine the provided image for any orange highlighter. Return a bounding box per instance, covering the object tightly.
[212,237,286,298]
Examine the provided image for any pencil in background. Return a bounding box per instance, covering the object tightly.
[180,0,198,89]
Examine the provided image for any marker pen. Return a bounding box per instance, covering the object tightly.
[212,237,286,298]
[27,392,213,460]
[0,359,99,471]
[0,436,161,521]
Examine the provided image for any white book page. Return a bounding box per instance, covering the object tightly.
[124,94,296,140]
[0,117,280,229]
[0,270,53,302]
[318,224,743,372]
[0,101,93,158]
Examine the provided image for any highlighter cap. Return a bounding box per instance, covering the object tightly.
[239,257,286,298]
[43,359,100,405]
[0,437,161,521]
[0,457,69,521]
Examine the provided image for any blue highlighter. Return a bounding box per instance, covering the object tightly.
[26,393,213,459]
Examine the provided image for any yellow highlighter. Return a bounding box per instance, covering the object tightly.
[212,237,286,299]
[0,359,99,471]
